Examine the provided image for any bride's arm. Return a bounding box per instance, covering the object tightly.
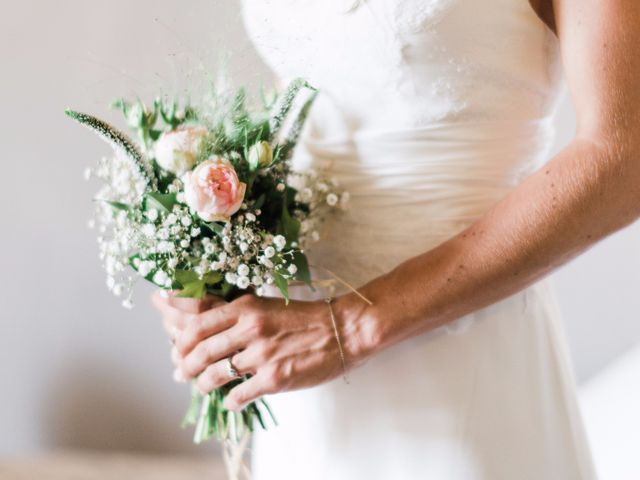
[153,0,640,411]
[345,0,640,352]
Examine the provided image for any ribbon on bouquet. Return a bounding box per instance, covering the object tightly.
[306,264,374,305]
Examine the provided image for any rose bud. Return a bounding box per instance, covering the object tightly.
[154,125,209,175]
[248,141,273,170]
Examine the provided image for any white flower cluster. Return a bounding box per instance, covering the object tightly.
[87,150,347,305]
[88,150,148,206]
[288,169,349,248]
[133,204,201,286]
[187,213,298,297]
[87,151,149,308]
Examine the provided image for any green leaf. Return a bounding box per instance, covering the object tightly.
[95,199,131,212]
[253,193,266,211]
[193,393,212,444]
[273,272,289,305]
[207,281,236,301]
[129,254,180,288]
[272,89,318,165]
[203,272,223,285]
[159,98,179,127]
[291,250,314,289]
[144,192,177,213]
[182,386,204,428]
[175,269,198,285]
[149,129,162,141]
[260,398,278,426]
[65,109,157,190]
[173,270,223,299]
[176,280,205,299]
[280,202,300,243]
[202,221,225,237]
[269,78,316,140]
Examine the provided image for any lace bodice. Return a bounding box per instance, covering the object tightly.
[243,0,561,127]
[241,0,563,287]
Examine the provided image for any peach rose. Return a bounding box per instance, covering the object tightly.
[154,125,208,174]
[183,157,246,222]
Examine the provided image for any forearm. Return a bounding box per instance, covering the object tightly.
[337,136,640,358]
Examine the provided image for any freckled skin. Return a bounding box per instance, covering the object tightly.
[154,0,640,409]
[345,0,640,352]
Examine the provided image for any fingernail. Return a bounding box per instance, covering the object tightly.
[160,290,169,299]
[171,346,180,364]
[173,368,186,383]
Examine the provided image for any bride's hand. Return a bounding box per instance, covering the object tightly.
[152,292,372,411]
[151,291,223,381]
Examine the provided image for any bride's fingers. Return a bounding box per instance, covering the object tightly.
[151,292,189,333]
[166,295,206,314]
[195,358,246,394]
[171,345,181,367]
[152,291,222,333]
[171,346,188,384]
[229,345,262,375]
[151,290,225,316]
[223,369,279,411]
[195,346,261,393]
[167,293,225,314]
[175,304,238,356]
[179,326,246,379]
[163,319,181,343]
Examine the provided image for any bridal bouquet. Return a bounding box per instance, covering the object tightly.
[66,79,348,454]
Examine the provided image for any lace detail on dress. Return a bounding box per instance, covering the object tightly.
[391,0,454,33]
[242,0,563,298]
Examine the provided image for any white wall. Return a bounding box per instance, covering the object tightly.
[1,0,639,456]
[0,0,268,456]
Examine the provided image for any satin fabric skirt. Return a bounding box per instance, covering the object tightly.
[251,277,596,479]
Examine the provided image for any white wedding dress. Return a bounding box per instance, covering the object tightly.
[241,0,597,478]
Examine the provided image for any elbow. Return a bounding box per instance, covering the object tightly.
[573,127,640,219]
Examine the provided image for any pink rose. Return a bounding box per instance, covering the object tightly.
[154,125,208,174]
[183,157,246,222]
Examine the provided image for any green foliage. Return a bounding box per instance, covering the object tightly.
[176,280,206,299]
[127,253,176,288]
[290,250,313,289]
[278,187,301,244]
[272,271,290,305]
[269,78,316,139]
[174,270,224,299]
[143,192,178,213]
[183,382,273,444]
[200,221,225,237]
[272,88,319,165]
[111,97,198,152]
[94,199,131,213]
[65,109,158,190]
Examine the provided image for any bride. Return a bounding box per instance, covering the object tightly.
[153,0,640,477]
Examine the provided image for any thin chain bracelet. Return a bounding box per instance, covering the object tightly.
[325,297,350,384]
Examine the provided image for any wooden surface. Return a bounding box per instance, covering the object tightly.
[0,450,228,480]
